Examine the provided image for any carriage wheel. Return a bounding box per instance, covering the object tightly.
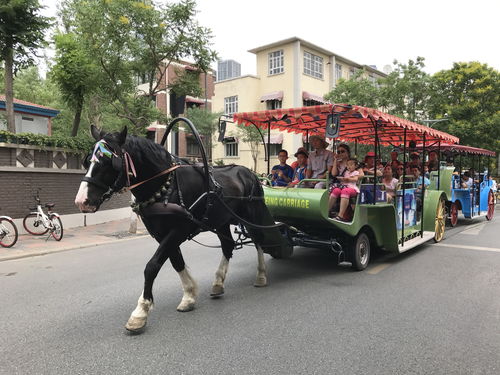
[486,191,495,221]
[351,232,370,271]
[449,202,458,227]
[434,198,446,243]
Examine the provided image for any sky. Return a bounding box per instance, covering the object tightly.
[41,0,500,75]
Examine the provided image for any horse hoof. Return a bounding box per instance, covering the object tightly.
[176,300,195,312]
[210,285,225,297]
[254,277,267,287]
[125,316,147,332]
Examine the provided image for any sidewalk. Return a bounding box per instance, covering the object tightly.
[0,218,149,262]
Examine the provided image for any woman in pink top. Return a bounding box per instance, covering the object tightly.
[328,158,360,221]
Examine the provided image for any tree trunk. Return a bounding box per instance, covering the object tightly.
[71,98,84,136]
[4,48,16,133]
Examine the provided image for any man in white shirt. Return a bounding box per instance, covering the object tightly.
[306,135,334,189]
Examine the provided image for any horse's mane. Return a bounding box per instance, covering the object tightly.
[124,135,191,168]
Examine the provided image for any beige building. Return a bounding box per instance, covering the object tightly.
[212,37,386,173]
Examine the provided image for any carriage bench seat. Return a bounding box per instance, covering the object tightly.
[359,184,387,204]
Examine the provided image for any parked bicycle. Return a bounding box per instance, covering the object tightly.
[0,208,18,248]
[23,189,63,241]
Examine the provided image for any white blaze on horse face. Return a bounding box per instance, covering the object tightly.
[75,162,95,210]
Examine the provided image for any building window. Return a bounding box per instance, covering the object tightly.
[335,63,342,81]
[349,67,356,79]
[266,100,282,110]
[186,137,200,156]
[224,96,238,115]
[22,116,34,121]
[224,141,239,157]
[268,50,284,75]
[266,143,282,156]
[303,51,323,79]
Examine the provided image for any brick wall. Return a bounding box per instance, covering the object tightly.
[0,170,131,219]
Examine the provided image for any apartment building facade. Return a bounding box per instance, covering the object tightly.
[211,37,386,173]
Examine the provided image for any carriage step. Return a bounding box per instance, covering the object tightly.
[398,231,435,253]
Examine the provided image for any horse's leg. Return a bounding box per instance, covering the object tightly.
[211,224,234,297]
[125,242,171,332]
[169,248,198,312]
[254,245,267,287]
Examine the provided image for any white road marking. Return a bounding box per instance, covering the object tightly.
[367,263,392,275]
[434,243,500,253]
[460,222,487,235]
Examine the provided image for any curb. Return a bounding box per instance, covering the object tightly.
[0,234,150,262]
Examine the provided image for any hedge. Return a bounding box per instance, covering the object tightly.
[0,130,94,152]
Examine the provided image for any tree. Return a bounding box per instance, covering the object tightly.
[428,62,500,153]
[185,106,221,159]
[0,0,52,132]
[378,57,431,121]
[60,0,217,130]
[324,69,380,107]
[235,123,264,172]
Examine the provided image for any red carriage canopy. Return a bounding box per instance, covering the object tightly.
[232,104,459,146]
[416,143,495,157]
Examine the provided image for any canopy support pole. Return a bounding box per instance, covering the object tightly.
[267,121,271,175]
[421,133,426,238]
[401,128,407,246]
[373,118,379,205]
[437,140,441,190]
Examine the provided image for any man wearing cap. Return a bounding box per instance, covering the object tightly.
[306,135,334,189]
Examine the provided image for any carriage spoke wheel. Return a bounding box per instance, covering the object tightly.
[434,198,446,242]
[486,191,495,221]
[0,218,18,248]
[351,231,370,271]
[449,202,458,227]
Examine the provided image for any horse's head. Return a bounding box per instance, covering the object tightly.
[75,125,128,213]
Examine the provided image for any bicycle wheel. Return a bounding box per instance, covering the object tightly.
[23,213,49,235]
[49,215,63,241]
[0,217,18,248]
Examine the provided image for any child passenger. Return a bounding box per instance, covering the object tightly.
[328,158,360,222]
[289,149,308,187]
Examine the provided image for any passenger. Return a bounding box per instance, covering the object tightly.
[423,164,430,179]
[328,158,360,222]
[331,143,351,179]
[394,164,405,180]
[409,152,421,169]
[390,151,402,170]
[382,165,399,202]
[362,151,382,176]
[289,149,308,187]
[412,166,430,194]
[306,135,334,189]
[427,151,439,171]
[290,147,307,170]
[461,171,473,189]
[411,166,430,222]
[271,149,294,187]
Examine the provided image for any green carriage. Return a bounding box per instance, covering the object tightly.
[230,104,459,270]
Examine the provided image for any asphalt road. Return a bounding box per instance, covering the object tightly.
[1,213,500,375]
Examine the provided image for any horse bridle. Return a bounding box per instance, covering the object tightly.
[81,140,136,205]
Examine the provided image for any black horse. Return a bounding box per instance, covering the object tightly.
[75,126,287,332]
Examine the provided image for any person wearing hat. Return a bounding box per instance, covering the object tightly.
[289,149,309,187]
[290,147,308,170]
[363,151,382,176]
[409,152,421,169]
[306,135,334,189]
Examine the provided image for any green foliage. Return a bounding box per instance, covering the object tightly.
[59,0,217,129]
[0,129,94,151]
[428,62,500,154]
[324,69,379,108]
[235,123,264,171]
[0,0,52,71]
[185,107,221,139]
[378,57,431,121]
[169,69,204,98]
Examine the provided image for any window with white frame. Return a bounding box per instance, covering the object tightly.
[268,50,284,75]
[335,63,342,81]
[266,100,282,110]
[224,96,238,115]
[224,141,239,157]
[303,51,323,79]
